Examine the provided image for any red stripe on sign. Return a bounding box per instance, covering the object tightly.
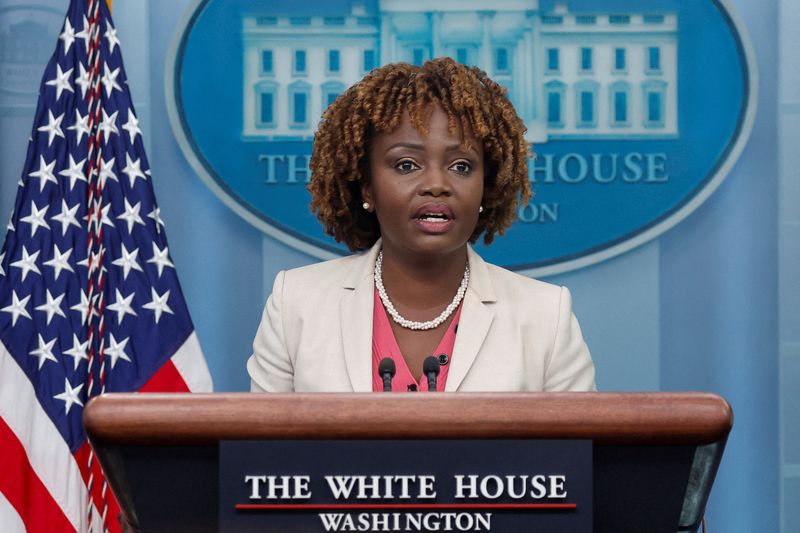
[75,442,123,533]
[139,359,190,392]
[235,503,578,510]
[0,416,76,532]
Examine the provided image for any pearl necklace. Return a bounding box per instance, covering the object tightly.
[374,250,469,331]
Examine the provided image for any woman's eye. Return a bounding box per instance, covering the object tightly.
[450,161,472,174]
[395,160,420,173]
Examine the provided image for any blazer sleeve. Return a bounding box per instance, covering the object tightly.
[247,270,295,392]
[543,286,597,391]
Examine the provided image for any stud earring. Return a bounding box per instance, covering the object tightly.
[363,202,370,210]
[479,206,484,213]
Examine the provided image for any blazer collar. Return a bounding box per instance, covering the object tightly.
[339,240,497,392]
[445,245,496,391]
[340,241,381,392]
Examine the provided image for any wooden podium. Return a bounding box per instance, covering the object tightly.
[83,392,732,533]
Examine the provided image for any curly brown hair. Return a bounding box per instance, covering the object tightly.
[308,57,532,252]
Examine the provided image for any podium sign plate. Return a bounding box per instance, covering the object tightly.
[220,439,592,533]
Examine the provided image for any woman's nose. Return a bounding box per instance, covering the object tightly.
[419,166,451,196]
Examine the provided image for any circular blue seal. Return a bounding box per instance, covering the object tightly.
[166,0,756,275]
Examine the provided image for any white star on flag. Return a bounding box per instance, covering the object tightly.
[148,207,165,234]
[28,156,58,192]
[1,290,32,326]
[122,154,147,187]
[29,334,58,370]
[75,15,91,49]
[98,156,118,184]
[112,244,144,280]
[37,110,66,147]
[68,109,91,144]
[77,249,107,274]
[101,62,122,96]
[34,289,67,325]
[70,289,93,326]
[45,64,74,100]
[20,201,50,237]
[75,62,91,99]
[142,288,174,324]
[43,244,75,280]
[53,379,84,415]
[59,18,75,54]
[98,109,119,143]
[122,109,142,144]
[104,21,120,53]
[51,200,81,235]
[106,333,132,369]
[58,154,88,190]
[117,199,145,233]
[63,334,89,371]
[10,246,41,281]
[106,288,137,323]
[147,242,175,278]
[0,251,5,276]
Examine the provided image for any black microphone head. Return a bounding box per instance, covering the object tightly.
[378,357,396,377]
[423,356,441,376]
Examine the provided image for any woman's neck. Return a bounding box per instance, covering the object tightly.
[378,245,469,315]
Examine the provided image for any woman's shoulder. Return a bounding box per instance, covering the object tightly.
[278,250,372,289]
[470,249,564,303]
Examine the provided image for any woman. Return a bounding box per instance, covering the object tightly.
[247,58,595,392]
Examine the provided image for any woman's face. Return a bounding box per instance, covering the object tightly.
[363,105,484,260]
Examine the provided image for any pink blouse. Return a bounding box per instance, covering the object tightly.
[371,288,462,392]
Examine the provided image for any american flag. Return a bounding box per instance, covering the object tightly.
[0,0,213,531]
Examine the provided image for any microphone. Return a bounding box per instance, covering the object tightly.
[378,357,396,392]
[423,356,441,392]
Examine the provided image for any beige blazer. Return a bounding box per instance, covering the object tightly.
[248,242,596,392]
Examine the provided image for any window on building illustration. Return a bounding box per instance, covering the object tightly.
[294,92,307,124]
[643,80,666,127]
[546,48,559,73]
[495,48,509,73]
[413,48,425,66]
[648,92,662,123]
[647,47,661,72]
[614,48,626,71]
[580,47,592,72]
[548,92,562,125]
[576,15,596,25]
[289,81,311,128]
[614,90,627,123]
[294,50,306,74]
[328,50,340,74]
[456,48,468,64]
[609,15,630,24]
[363,49,376,72]
[581,92,593,123]
[261,50,273,75]
[644,15,665,24]
[261,92,274,125]
[322,81,345,110]
[545,81,565,128]
[255,81,278,128]
[575,81,598,128]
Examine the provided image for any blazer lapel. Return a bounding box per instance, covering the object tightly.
[445,246,496,391]
[340,242,381,392]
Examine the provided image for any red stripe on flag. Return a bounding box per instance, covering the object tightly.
[0,416,76,533]
[74,442,123,533]
[139,359,190,392]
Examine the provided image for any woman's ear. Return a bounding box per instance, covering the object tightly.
[361,183,373,211]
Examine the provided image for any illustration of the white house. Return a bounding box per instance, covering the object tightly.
[242,0,677,142]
